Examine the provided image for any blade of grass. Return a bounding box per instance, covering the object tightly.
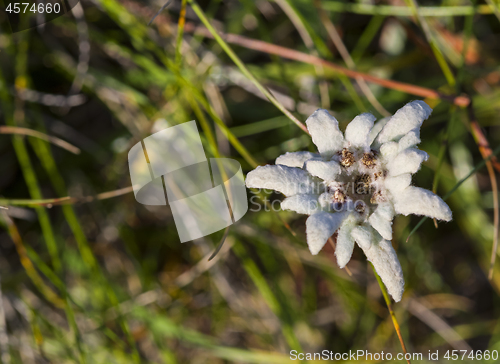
[485,160,499,280]
[208,226,231,261]
[0,273,10,364]
[0,126,81,154]
[322,2,494,17]
[147,0,172,26]
[275,0,368,112]
[431,4,474,227]
[8,38,62,274]
[1,33,86,360]
[186,0,308,133]
[29,133,141,363]
[275,0,331,109]
[408,298,471,351]
[132,306,295,364]
[351,15,386,62]
[175,0,188,65]
[0,212,65,308]
[230,116,289,137]
[404,0,456,87]
[232,241,303,353]
[431,107,457,228]
[485,0,500,22]
[183,23,470,107]
[57,3,261,169]
[407,141,500,241]
[0,186,133,207]
[314,0,390,117]
[372,264,411,364]
[466,104,500,280]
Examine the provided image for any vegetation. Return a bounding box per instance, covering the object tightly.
[0,0,499,363]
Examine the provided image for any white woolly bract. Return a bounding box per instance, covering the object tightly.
[305,159,342,183]
[345,113,376,150]
[369,208,393,241]
[306,212,347,255]
[281,194,320,215]
[276,151,319,168]
[245,165,317,196]
[351,224,373,251]
[384,174,412,194]
[393,186,452,221]
[398,131,421,152]
[380,142,399,161]
[368,117,390,146]
[305,109,344,158]
[387,148,429,176]
[361,237,405,302]
[375,100,432,145]
[335,215,356,268]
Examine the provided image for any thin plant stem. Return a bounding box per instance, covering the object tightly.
[314,0,390,117]
[186,0,309,133]
[404,0,456,87]
[148,0,172,26]
[0,126,80,154]
[183,23,470,107]
[275,0,331,109]
[485,0,500,21]
[1,212,65,308]
[486,160,499,280]
[0,186,134,207]
[175,0,188,66]
[467,104,500,280]
[371,264,411,364]
[407,141,500,241]
[0,272,10,364]
[322,2,494,17]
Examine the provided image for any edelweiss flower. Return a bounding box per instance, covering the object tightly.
[245,101,452,302]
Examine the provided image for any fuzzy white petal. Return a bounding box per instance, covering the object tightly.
[377,202,395,220]
[318,192,336,211]
[345,113,376,150]
[393,186,452,221]
[276,151,320,168]
[306,212,347,255]
[245,165,317,196]
[376,100,432,144]
[368,203,394,240]
[387,148,428,176]
[351,224,374,251]
[281,194,320,215]
[306,109,344,158]
[384,174,412,194]
[398,131,421,153]
[361,237,405,302]
[335,215,356,268]
[380,142,399,161]
[304,159,342,183]
[368,117,390,146]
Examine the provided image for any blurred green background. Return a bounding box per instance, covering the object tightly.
[0,0,499,363]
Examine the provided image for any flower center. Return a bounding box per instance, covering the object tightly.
[324,149,386,220]
[339,148,355,167]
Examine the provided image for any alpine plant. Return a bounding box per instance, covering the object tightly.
[245,101,452,302]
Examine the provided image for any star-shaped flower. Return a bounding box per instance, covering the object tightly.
[245,101,451,302]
